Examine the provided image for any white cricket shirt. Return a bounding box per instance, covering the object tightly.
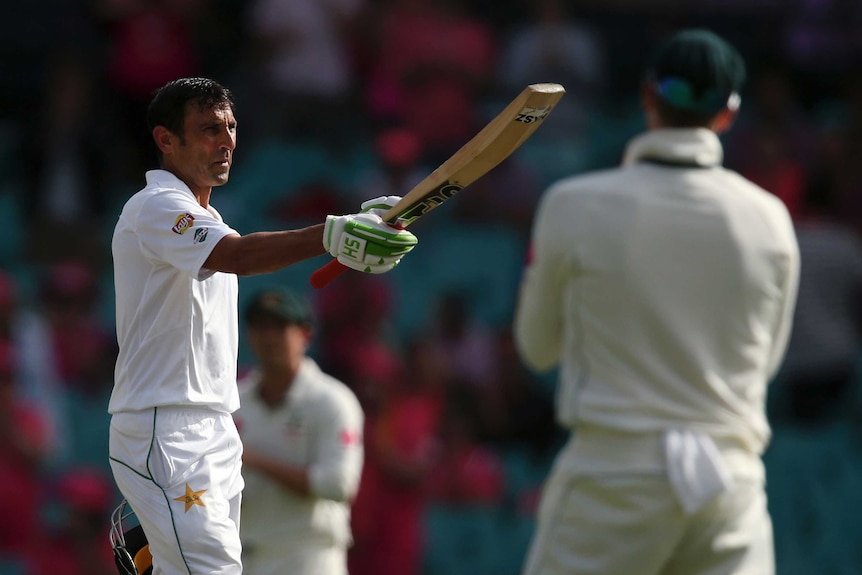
[235,357,364,550]
[515,129,800,454]
[109,170,240,414]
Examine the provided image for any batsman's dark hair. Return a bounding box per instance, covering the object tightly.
[146,77,235,137]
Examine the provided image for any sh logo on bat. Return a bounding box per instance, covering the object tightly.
[396,183,463,226]
[515,106,552,124]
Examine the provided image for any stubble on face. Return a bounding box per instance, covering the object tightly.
[175,103,237,193]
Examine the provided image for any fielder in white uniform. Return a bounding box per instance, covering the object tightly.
[514,30,800,575]
[233,289,363,575]
[107,77,416,575]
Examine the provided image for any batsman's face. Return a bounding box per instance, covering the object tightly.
[247,319,310,374]
[167,103,236,194]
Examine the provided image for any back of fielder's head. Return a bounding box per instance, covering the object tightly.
[645,29,746,127]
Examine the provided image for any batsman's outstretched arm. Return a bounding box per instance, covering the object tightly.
[203,197,417,277]
[203,225,327,276]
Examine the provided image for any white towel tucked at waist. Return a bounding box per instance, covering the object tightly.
[555,425,765,514]
[663,428,733,514]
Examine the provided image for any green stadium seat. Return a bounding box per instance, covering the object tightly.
[390,224,527,336]
[423,504,505,575]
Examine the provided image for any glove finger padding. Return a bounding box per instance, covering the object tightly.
[323,212,417,274]
[336,254,402,274]
[360,195,402,218]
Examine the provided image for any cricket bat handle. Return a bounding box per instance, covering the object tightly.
[310,260,346,289]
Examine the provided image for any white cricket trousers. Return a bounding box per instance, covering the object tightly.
[109,406,245,575]
[522,428,774,575]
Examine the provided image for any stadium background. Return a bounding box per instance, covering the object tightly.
[1,0,861,573]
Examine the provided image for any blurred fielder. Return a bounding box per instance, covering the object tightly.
[233,289,364,575]
[514,29,799,575]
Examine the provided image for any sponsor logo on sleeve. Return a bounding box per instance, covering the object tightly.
[193,227,209,244]
[172,213,195,235]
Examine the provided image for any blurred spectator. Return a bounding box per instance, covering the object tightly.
[0,2,83,124]
[13,261,115,466]
[96,0,204,177]
[354,126,428,202]
[37,260,115,394]
[270,180,344,227]
[427,386,506,505]
[19,47,115,264]
[422,291,498,389]
[763,158,862,572]
[783,0,861,77]
[725,65,812,219]
[314,274,398,383]
[0,340,51,569]
[772,184,862,426]
[478,329,560,452]
[737,125,807,220]
[187,2,249,83]
[100,0,202,100]
[349,338,445,575]
[347,338,401,575]
[496,0,606,139]
[242,0,363,143]
[33,467,117,575]
[1,270,66,464]
[360,0,496,160]
[805,95,862,237]
[0,273,15,341]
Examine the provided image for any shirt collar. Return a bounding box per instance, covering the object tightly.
[145,169,196,198]
[622,128,724,168]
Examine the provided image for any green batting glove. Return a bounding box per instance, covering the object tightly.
[323,212,418,273]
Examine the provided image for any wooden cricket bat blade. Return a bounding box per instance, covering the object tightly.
[311,83,565,289]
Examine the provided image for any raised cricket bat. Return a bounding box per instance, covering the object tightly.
[310,82,566,289]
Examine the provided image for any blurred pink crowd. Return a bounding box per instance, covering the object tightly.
[2,0,862,574]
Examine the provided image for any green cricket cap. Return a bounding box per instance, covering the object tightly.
[646,29,746,114]
[244,288,313,326]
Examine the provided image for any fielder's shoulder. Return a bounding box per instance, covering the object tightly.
[724,168,795,225]
[535,167,628,223]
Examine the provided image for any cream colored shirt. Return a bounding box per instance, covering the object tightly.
[514,129,799,455]
[236,358,364,551]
